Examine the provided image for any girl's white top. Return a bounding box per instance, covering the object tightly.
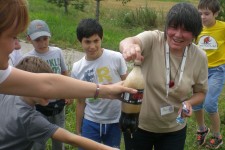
[0,66,12,84]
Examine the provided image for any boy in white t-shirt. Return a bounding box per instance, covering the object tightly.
[9,38,22,66]
[71,18,127,149]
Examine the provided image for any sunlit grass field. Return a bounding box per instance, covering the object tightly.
[27,0,193,51]
[26,0,225,150]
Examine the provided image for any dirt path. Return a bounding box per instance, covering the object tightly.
[19,40,85,71]
[19,40,132,71]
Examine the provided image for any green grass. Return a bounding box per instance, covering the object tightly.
[26,0,225,150]
[184,88,225,150]
[60,88,225,150]
[26,0,145,51]
[26,0,198,51]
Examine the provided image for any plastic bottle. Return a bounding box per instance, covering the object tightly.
[119,60,145,136]
[176,102,190,125]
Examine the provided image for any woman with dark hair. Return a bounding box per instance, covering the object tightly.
[120,3,208,150]
[0,0,136,102]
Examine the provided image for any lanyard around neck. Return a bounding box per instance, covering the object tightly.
[165,42,188,98]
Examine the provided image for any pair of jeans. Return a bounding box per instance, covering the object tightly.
[78,118,121,150]
[193,64,225,113]
[123,126,187,150]
[32,108,65,150]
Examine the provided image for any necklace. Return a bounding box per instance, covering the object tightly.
[165,42,188,97]
[169,51,184,88]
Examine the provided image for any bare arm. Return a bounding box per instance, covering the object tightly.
[75,99,86,135]
[187,92,205,107]
[61,70,74,105]
[52,128,118,150]
[180,92,206,117]
[119,36,144,62]
[0,68,136,99]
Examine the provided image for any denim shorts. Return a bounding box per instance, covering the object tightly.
[193,64,225,113]
[79,118,121,150]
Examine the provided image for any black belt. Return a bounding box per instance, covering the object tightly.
[36,99,65,116]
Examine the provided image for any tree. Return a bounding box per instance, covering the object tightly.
[95,0,102,22]
[46,0,88,13]
[64,0,68,14]
[47,0,69,14]
[46,0,132,19]
[116,0,131,5]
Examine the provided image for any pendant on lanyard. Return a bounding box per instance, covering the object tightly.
[165,42,188,98]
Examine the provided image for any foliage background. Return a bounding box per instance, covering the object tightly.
[25,0,225,149]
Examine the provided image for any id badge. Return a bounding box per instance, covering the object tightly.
[160,105,174,116]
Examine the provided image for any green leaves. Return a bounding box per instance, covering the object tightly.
[218,0,225,21]
[116,0,131,5]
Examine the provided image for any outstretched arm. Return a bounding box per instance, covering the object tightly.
[0,68,136,99]
[61,70,74,105]
[52,128,119,150]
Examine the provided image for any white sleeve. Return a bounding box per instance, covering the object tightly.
[0,66,12,84]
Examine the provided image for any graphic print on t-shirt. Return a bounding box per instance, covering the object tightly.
[84,66,112,102]
[46,58,61,74]
[96,66,112,83]
[83,69,95,82]
[198,35,218,50]
[83,67,112,83]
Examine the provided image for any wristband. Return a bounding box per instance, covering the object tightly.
[94,84,100,99]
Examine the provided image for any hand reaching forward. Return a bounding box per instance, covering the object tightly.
[99,81,137,99]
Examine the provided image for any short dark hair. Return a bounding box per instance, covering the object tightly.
[198,0,220,14]
[16,56,53,73]
[76,18,103,42]
[164,3,202,39]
